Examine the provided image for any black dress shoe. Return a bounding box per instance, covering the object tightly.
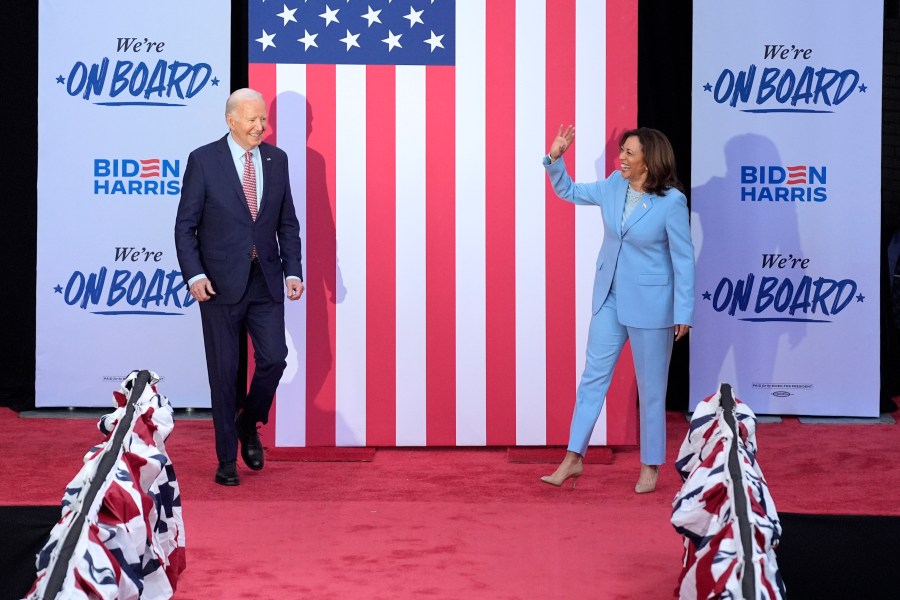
[215,460,239,486]
[237,414,264,471]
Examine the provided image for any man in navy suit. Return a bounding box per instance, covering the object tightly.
[175,88,304,486]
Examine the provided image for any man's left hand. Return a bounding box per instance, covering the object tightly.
[286,279,305,301]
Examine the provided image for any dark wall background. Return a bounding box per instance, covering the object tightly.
[882,3,900,406]
[2,3,38,411]
[637,3,693,410]
[2,3,898,412]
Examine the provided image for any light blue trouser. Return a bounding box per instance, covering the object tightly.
[567,289,674,465]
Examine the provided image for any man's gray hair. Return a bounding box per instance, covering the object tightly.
[226,88,264,115]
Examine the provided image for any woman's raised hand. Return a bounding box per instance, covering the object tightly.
[549,124,575,160]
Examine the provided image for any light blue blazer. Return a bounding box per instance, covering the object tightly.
[545,157,694,329]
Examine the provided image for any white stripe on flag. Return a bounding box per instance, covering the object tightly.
[275,63,308,447]
[455,0,488,446]
[515,4,548,445]
[395,66,428,446]
[575,0,609,446]
[335,65,368,446]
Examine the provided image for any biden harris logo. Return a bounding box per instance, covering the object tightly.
[700,43,869,113]
[739,164,827,202]
[93,158,181,196]
[54,37,220,106]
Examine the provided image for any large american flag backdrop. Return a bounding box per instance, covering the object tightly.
[248,0,639,447]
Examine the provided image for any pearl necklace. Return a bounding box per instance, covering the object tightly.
[626,184,644,204]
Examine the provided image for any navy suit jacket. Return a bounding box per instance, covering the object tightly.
[545,156,694,329]
[175,135,303,304]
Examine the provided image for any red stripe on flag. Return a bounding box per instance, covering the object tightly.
[251,65,278,144]
[604,0,639,446]
[249,64,278,448]
[485,0,517,446]
[544,1,578,445]
[604,1,638,167]
[366,66,397,446]
[305,65,338,446]
[425,66,457,446]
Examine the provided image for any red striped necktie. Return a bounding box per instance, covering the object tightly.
[243,151,258,259]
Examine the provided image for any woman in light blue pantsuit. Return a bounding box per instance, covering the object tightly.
[540,127,695,494]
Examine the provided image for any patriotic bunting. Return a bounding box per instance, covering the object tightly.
[26,371,185,600]
[672,386,785,599]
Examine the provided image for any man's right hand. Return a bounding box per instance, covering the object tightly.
[190,277,216,302]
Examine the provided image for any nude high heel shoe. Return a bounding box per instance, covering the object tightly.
[634,464,659,494]
[540,454,584,488]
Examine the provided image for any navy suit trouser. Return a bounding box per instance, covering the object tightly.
[568,288,674,465]
[199,262,287,463]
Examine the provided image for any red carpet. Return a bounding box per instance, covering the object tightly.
[507,446,614,464]
[1,407,898,599]
[267,446,377,462]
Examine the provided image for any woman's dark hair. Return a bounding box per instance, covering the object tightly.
[618,127,683,195]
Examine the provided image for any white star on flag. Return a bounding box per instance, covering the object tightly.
[298,29,318,50]
[403,7,424,28]
[256,30,276,51]
[319,4,340,26]
[340,30,361,50]
[361,5,381,27]
[381,30,402,51]
[277,4,297,26]
[424,30,443,52]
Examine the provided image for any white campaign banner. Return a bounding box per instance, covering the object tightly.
[36,1,230,407]
[690,1,882,416]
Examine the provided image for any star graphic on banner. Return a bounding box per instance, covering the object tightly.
[382,30,402,51]
[858,83,867,93]
[211,77,220,86]
[340,29,360,50]
[298,29,318,50]
[404,7,424,27]
[320,4,340,26]
[856,293,865,302]
[54,285,63,294]
[702,291,711,300]
[277,4,298,26]
[256,30,276,51]
[424,30,444,52]
[361,6,381,27]
[703,82,712,92]
[56,75,65,84]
